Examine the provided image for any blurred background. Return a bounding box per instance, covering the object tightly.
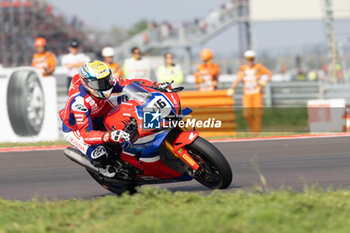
[1,0,350,81]
[2,0,350,140]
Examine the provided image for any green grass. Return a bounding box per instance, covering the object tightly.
[235,107,309,132]
[0,188,349,233]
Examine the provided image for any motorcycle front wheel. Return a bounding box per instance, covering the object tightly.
[186,137,233,189]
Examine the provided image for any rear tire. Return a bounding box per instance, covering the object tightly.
[86,169,139,195]
[186,137,232,189]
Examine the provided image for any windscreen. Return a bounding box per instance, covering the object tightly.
[122,82,151,104]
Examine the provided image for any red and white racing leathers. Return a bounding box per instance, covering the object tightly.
[59,74,153,161]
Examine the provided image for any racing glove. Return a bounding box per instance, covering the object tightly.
[115,94,129,105]
[153,81,173,92]
[120,94,129,102]
[103,130,130,144]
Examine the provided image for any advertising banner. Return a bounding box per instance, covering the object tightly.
[0,67,59,142]
[307,99,346,133]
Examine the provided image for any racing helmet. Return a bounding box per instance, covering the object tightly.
[200,48,214,61]
[79,60,115,99]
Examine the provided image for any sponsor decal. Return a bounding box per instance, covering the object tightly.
[85,96,98,113]
[72,97,88,113]
[189,132,196,140]
[170,93,178,107]
[69,137,86,152]
[91,146,106,159]
[72,103,88,113]
[181,153,196,167]
[89,61,109,77]
[103,132,110,142]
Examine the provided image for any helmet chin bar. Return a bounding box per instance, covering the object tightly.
[101,88,113,99]
[93,87,113,99]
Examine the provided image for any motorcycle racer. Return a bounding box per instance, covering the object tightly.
[60,60,170,177]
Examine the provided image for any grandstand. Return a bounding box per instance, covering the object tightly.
[0,0,90,67]
[115,0,251,73]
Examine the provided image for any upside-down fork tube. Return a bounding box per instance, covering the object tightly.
[164,140,199,170]
[164,131,200,171]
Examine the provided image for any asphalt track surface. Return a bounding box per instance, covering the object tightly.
[0,136,349,200]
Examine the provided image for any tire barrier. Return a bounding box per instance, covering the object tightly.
[179,90,236,137]
[7,69,45,136]
[0,67,59,143]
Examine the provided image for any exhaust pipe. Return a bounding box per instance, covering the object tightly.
[64,147,133,184]
[64,147,99,173]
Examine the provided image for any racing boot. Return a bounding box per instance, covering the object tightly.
[90,145,118,178]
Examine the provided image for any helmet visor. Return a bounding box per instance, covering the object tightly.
[86,75,114,91]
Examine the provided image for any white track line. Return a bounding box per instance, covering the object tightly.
[1,133,350,153]
[209,134,350,143]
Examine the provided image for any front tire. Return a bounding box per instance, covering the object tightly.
[186,137,232,189]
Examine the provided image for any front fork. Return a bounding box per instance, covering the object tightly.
[164,129,200,173]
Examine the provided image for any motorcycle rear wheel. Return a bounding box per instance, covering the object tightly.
[186,137,233,189]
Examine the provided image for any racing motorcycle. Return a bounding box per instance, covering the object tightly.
[64,80,232,194]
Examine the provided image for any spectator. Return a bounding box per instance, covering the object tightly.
[237,0,245,16]
[225,0,235,18]
[207,9,220,31]
[199,18,208,34]
[31,37,57,77]
[308,70,318,81]
[123,47,151,80]
[156,52,184,85]
[317,64,328,81]
[194,48,220,91]
[278,65,291,82]
[160,22,171,41]
[148,21,159,42]
[62,39,90,90]
[220,4,227,22]
[102,47,123,79]
[296,69,306,81]
[227,50,272,135]
[336,64,343,82]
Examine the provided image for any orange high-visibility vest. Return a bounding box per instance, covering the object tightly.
[238,64,270,95]
[31,51,56,77]
[107,62,123,79]
[194,63,220,91]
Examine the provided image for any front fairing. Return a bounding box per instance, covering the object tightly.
[104,82,196,182]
